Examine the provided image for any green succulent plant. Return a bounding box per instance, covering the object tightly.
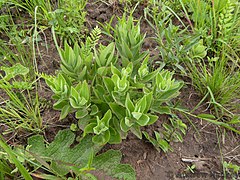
[43,25,183,145]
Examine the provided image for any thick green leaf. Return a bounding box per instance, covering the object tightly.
[103,77,115,94]
[125,94,134,116]
[111,64,121,76]
[142,69,160,82]
[122,41,133,59]
[130,125,142,139]
[92,130,110,145]
[144,93,153,113]
[60,104,71,119]
[101,110,112,126]
[109,103,126,120]
[109,127,122,144]
[147,114,159,125]
[124,117,135,127]
[158,84,183,101]
[84,123,96,135]
[135,95,147,113]
[93,119,109,135]
[90,105,99,116]
[136,114,150,126]
[80,81,90,101]
[93,150,136,180]
[1,63,29,81]
[75,109,88,119]
[132,112,142,120]
[198,114,216,120]
[120,118,130,132]
[93,85,105,100]
[28,130,135,179]
[151,106,171,114]
[97,67,108,76]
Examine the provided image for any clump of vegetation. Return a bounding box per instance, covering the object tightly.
[43,16,184,146]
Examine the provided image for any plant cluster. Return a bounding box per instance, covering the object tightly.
[145,0,240,119]
[144,1,201,72]
[0,64,42,132]
[2,0,87,44]
[180,0,240,117]
[43,17,184,145]
[50,0,88,43]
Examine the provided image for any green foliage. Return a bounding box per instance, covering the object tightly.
[43,23,183,145]
[187,44,240,117]
[102,14,148,70]
[162,117,187,142]
[181,0,210,30]
[143,116,187,152]
[169,0,240,118]
[0,63,32,90]
[143,131,171,153]
[144,1,200,72]
[0,17,36,75]
[57,27,101,81]
[114,14,147,69]
[8,0,53,21]
[223,161,240,180]
[0,64,42,131]
[84,110,113,144]
[180,0,240,55]
[224,161,240,174]
[0,135,33,180]
[27,129,136,179]
[0,13,10,33]
[6,0,87,44]
[50,0,88,43]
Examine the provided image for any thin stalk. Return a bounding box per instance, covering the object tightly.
[183,113,200,138]
[173,107,240,135]
[207,86,234,116]
[216,129,227,180]
[190,91,209,113]
[211,0,217,40]
[33,6,39,75]
[178,0,194,31]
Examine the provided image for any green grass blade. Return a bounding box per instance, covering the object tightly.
[0,136,33,180]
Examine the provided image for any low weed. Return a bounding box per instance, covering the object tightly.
[181,0,240,118]
[150,0,240,119]
[5,0,53,26]
[143,116,187,153]
[223,161,240,179]
[187,55,240,117]
[50,0,88,44]
[144,0,200,72]
[179,0,240,56]
[0,64,43,132]
[3,0,87,44]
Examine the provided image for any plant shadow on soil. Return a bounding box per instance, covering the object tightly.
[1,1,239,180]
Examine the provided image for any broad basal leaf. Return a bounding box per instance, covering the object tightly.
[28,130,135,179]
